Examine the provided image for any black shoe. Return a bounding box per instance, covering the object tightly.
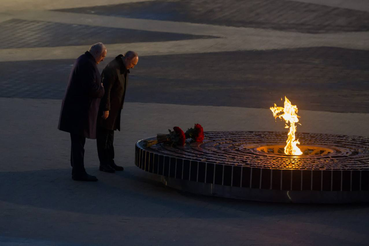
[72,173,98,182]
[99,164,115,173]
[110,162,124,171]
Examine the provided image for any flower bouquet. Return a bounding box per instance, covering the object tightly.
[143,124,204,147]
[144,126,186,147]
[185,123,204,143]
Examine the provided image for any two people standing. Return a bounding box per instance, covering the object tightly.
[58,43,139,181]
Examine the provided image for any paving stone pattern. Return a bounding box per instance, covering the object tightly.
[1,47,369,113]
[0,60,73,99]
[0,19,212,49]
[131,47,369,113]
[59,0,369,33]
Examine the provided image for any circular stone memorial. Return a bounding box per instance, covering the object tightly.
[135,131,369,203]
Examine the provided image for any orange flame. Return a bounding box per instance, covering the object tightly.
[270,97,302,155]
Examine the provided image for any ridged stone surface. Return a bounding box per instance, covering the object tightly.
[136,131,369,192]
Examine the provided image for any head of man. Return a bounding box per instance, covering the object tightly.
[123,51,138,70]
[89,42,107,64]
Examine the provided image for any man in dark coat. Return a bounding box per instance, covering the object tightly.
[97,51,139,173]
[58,43,107,181]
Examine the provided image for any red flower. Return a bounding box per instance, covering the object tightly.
[172,126,186,146]
[194,124,204,142]
[185,123,204,143]
[144,125,203,148]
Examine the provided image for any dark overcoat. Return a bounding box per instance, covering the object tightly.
[98,55,129,131]
[58,51,105,139]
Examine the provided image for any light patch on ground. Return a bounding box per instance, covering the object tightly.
[0,0,152,12]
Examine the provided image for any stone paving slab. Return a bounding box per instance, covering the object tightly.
[2,0,367,13]
[1,9,368,63]
[0,0,151,12]
[0,19,211,49]
[128,47,369,113]
[1,48,368,113]
[59,0,369,33]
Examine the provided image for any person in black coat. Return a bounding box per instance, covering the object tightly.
[97,51,139,173]
[58,43,107,181]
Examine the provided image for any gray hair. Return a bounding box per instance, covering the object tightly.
[124,51,138,59]
[89,42,107,57]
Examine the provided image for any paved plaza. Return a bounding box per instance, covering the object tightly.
[0,0,369,245]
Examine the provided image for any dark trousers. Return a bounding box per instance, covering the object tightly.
[70,133,86,175]
[97,126,115,165]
